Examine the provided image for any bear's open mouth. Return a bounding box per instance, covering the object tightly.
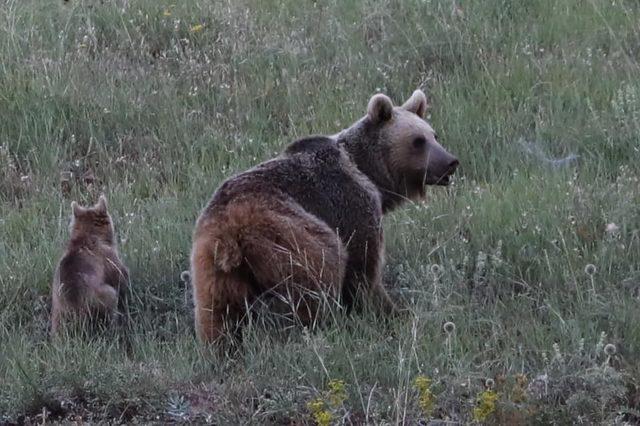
[437,175,451,185]
[428,171,455,186]
[424,161,458,186]
[435,162,459,186]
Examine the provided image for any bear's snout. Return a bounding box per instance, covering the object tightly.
[425,144,459,186]
[448,157,460,173]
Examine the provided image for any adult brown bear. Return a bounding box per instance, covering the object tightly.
[190,90,458,343]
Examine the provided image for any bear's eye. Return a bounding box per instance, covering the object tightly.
[412,136,426,148]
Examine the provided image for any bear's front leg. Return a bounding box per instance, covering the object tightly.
[366,232,399,315]
[341,231,398,315]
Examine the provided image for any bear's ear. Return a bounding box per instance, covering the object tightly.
[401,89,428,118]
[95,195,108,214]
[367,93,394,124]
[71,201,85,217]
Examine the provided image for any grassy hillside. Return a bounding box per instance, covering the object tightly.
[1,0,639,423]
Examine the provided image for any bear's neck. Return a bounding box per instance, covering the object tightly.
[68,233,115,251]
[336,121,406,213]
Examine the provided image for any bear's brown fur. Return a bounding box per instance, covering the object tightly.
[51,195,129,335]
[190,90,458,343]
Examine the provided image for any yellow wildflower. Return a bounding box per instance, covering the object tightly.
[190,24,204,33]
[163,9,171,17]
[413,375,435,416]
[307,398,332,426]
[414,375,431,392]
[315,411,332,426]
[327,379,347,407]
[473,389,499,422]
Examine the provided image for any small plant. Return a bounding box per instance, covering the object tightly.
[326,379,347,407]
[443,321,456,334]
[584,263,597,294]
[512,374,528,404]
[473,389,499,423]
[307,398,333,426]
[527,336,626,422]
[604,343,617,367]
[443,321,456,359]
[413,375,436,417]
[166,394,190,421]
[307,379,348,425]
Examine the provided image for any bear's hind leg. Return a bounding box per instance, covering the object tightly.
[194,269,252,344]
[239,205,346,327]
[191,237,253,344]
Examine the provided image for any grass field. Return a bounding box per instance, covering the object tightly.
[1,0,640,423]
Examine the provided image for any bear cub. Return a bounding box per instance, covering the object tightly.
[190,89,459,343]
[51,195,129,335]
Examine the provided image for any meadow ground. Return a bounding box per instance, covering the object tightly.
[1,0,640,423]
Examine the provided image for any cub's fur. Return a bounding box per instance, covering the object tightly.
[51,195,129,335]
[191,90,459,343]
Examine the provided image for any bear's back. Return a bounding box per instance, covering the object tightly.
[57,241,127,294]
[205,136,382,236]
[55,248,99,305]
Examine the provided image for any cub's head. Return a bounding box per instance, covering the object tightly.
[366,89,459,200]
[69,195,115,244]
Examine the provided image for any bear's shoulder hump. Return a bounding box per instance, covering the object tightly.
[284,136,337,156]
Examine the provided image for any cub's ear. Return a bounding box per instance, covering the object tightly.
[401,89,428,118]
[367,93,393,124]
[95,195,108,214]
[71,201,85,217]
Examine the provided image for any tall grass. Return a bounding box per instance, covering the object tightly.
[1,0,639,423]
